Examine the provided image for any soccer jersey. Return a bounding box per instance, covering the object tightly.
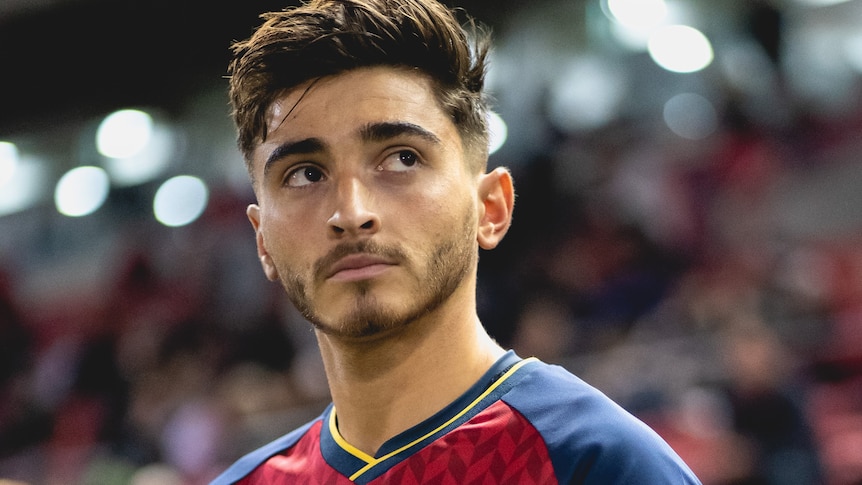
[211,351,701,484]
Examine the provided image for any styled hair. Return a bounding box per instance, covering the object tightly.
[228,0,492,171]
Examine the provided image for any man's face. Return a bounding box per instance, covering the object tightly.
[247,66,481,339]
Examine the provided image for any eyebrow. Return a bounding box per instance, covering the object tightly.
[263,137,326,177]
[359,121,442,145]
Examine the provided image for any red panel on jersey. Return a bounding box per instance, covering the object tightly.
[375,400,557,484]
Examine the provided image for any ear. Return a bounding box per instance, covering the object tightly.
[477,167,515,250]
[247,204,280,282]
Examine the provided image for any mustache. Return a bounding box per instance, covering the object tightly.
[313,240,406,280]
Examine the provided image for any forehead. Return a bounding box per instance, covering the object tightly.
[269,67,441,125]
[251,67,460,167]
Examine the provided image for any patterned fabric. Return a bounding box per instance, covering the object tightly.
[376,401,555,484]
[242,421,346,484]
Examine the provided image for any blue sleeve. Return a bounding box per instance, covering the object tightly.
[503,362,701,485]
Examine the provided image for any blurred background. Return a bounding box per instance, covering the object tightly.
[2,0,862,483]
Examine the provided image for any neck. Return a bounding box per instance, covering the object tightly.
[315,289,504,456]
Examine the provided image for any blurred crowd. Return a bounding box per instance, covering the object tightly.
[2,84,862,485]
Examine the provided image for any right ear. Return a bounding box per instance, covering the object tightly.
[247,204,280,282]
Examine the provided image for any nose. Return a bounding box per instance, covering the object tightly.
[327,178,380,237]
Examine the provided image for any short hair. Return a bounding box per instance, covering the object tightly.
[228,0,492,172]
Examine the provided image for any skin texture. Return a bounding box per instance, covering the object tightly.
[246,66,515,455]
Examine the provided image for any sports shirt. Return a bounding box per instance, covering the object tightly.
[211,351,701,484]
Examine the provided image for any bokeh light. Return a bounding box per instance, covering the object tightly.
[0,141,19,187]
[0,154,46,217]
[648,25,714,73]
[96,109,153,159]
[95,109,176,187]
[844,32,862,73]
[488,111,508,155]
[547,56,626,132]
[54,166,110,217]
[793,0,854,5]
[663,93,718,140]
[153,175,209,227]
[606,0,667,28]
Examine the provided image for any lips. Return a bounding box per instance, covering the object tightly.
[326,253,396,281]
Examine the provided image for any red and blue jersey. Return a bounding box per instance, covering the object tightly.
[211,351,701,484]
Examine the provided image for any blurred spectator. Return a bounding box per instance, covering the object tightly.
[718,319,823,485]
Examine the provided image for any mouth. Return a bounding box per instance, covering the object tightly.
[326,253,396,283]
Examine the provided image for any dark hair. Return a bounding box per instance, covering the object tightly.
[228,0,491,171]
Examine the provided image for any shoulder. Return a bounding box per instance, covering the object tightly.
[209,411,326,485]
[504,359,640,433]
[504,359,701,484]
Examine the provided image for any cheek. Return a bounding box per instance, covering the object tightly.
[396,186,449,230]
[260,211,305,264]
[417,173,470,209]
[406,183,475,236]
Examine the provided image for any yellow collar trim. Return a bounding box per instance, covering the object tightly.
[328,357,537,481]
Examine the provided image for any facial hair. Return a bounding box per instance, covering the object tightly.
[279,206,477,339]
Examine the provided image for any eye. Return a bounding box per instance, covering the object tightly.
[378,149,420,172]
[285,165,325,187]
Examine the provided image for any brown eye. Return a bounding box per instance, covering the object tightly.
[286,165,325,187]
[398,150,417,167]
[379,149,421,172]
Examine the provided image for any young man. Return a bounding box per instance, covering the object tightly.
[212,0,701,483]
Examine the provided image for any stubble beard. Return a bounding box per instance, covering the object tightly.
[279,212,477,340]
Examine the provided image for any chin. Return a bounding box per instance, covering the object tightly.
[310,296,428,340]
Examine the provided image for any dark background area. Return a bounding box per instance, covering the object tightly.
[0,0,518,134]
